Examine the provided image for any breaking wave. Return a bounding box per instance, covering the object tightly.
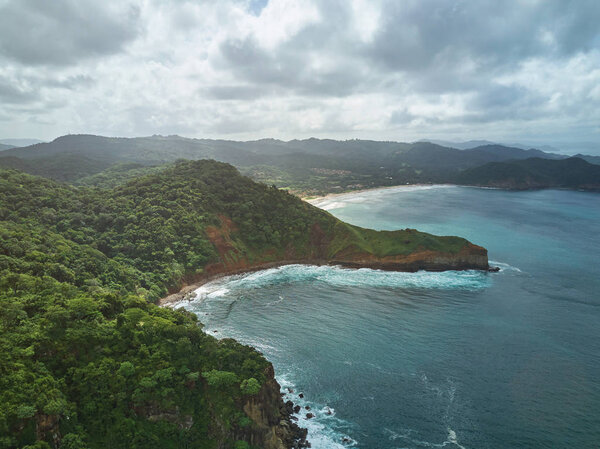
[186,264,491,304]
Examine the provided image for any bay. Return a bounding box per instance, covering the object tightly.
[181,186,600,449]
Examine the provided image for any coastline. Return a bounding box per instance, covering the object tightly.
[303,183,452,207]
[159,259,329,307]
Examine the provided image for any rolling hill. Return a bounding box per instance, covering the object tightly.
[456,157,600,190]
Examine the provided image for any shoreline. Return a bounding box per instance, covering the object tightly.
[303,183,452,206]
[302,183,599,207]
[159,259,330,307]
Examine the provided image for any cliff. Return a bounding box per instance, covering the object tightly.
[238,365,308,449]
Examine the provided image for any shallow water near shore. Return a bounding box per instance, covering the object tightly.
[181,186,600,449]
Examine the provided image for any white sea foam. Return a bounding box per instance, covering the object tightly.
[277,376,357,448]
[319,201,348,211]
[193,284,231,300]
[186,264,490,305]
[446,427,467,449]
[489,260,523,273]
[384,426,468,448]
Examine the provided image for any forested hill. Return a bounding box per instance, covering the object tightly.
[456,157,600,190]
[0,160,486,448]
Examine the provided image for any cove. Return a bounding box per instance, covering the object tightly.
[179,186,600,449]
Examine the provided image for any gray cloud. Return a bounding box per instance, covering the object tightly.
[366,0,600,73]
[0,72,93,106]
[43,75,95,90]
[202,85,271,101]
[0,0,599,150]
[0,76,37,104]
[0,0,141,66]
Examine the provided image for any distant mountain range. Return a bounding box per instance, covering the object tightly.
[0,138,45,148]
[0,134,598,193]
[420,138,597,155]
[573,153,600,165]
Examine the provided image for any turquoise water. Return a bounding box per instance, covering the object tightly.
[181,186,600,449]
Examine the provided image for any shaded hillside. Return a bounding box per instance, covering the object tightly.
[0,138,44,147]
[456,157,600,190]
[393,143,565,175]
[1,134,261,166]
[0,160,487,448]
[462,144,565,161]
[0,143,14,151]
[0,153,114,182]
[574,153,600,165]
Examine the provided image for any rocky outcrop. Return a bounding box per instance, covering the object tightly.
[135,404,194,430]
[237,365,308,449]
[35,413,60,447]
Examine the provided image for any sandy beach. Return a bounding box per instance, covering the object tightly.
[304,183,451,210]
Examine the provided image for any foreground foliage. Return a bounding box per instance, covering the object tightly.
[0,161,307,448]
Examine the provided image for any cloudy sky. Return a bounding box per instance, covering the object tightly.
[1,0,599,151]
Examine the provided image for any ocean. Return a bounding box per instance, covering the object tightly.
[179,186,600,449]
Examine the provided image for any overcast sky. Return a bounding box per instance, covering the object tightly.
[1,0,599,151]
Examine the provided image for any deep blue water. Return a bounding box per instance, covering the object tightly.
[181,186,600,449]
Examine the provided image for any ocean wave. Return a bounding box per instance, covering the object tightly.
[188,265,490,302]
[384,426,467,448]
[489,260,523,273]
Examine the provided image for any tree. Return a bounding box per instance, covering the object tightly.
[240,378,261,396]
